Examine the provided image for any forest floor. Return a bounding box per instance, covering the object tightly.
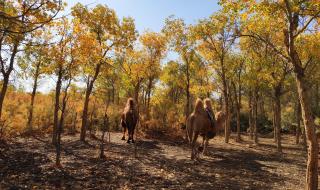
[0,131,310,190]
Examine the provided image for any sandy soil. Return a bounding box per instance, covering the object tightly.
[0,132,310,190]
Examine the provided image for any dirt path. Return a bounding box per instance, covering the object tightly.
[0,132,308,189]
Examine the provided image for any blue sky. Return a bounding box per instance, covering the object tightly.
[20,1,221,93]
[65,0,220,33]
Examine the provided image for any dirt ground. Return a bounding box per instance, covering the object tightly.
[0,132,311,190]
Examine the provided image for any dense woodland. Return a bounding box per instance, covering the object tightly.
[1,0,320,189]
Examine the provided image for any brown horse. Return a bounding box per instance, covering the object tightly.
[186,98,225,159]
[121,98,138,143]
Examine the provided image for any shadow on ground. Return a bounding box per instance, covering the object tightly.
[0,133,306,189]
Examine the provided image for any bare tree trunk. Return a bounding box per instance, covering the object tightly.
[52,67,63,145]
[72,112,77,134]
[0,43,19,120]
[232,82,241,142]
[27,62,41,132]
[80,80,92,141]
[236,101,241,142]
[253,88,258,144]
[295,73,318,189]
[296,100,301,145]
[99,131,106,159]
[146,78,153,119]
[223,79,230,143]
[314,84,319,113]
[302,128,307,152]
[134,79,141,117]
[237,80,242,141]
[282,7,318,188]
[111,83,115,104]
[55,78,71,167]
[186,82,190,119]
[0,74,10,120]
[185,57,191,120]
[272,100,277,142]
[274,86,282,152]
[80,63,101,142]
[248,90,253,140]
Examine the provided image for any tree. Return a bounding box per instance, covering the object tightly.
[162,16,196,120]
[48,19,78,155]
[121,50,147,110]
[192,12,236,143]
[221,0,320,188]
[139,31,166,118]
[0,0,61,124]
[18,29,51,133]
[72,3,137,142]
[230,55,245,142]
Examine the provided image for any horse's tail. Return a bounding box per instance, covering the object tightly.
[194,98,204,114]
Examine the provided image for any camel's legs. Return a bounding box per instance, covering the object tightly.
[191,131,199,160]
[127,128,131,143]
[203,137,209,155]
[122,126,126,140]
[130,127,135,143]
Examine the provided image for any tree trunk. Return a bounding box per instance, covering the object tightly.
[314,84,319,113]
[186,82,190,119]
[72,112,77,134]
[295,73,318,190]
[55,79,70,167]
[80,63,101,142]
[80,80,92,141]
[272,100,277,142]
[112,83,115,104]
[146,78,153,119]
[236,103,241,142]
[185,59,191,120]
[27,62,41,132]
[284,10,318,188]
[238,80,242,142]
[253,88,258,144]
[296,100,301,145]
[99,131,106,159]
[0,43,19,120]
[232,82,241,142]
[302,128,307,152]
[248,90,253,140]
[222,78,230,143]
[52,67,63,145]
[274,86,282,153]
[0,74,10,120]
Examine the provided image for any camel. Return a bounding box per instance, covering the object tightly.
[121,98,138,143]
[186,98,226,160]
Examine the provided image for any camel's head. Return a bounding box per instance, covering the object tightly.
[215,111,226,132]
[126,98,135,108]
[204,98,213,111]
[194,98,204,113]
